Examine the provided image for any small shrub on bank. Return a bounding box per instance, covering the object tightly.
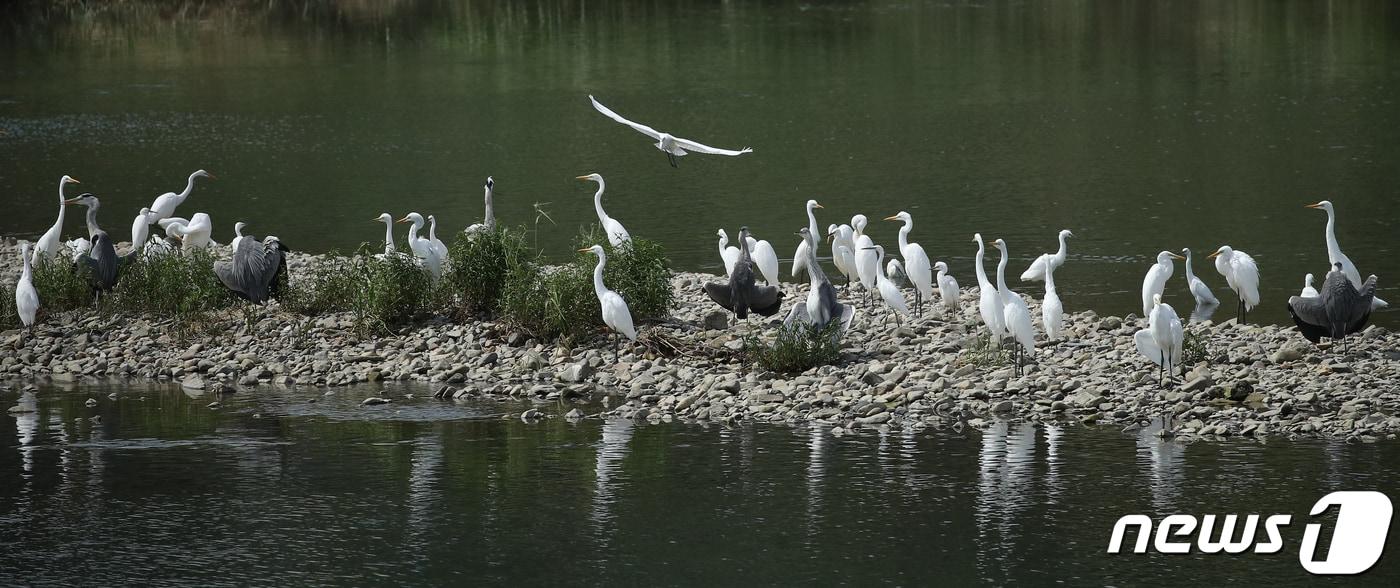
[102,249,234,317]
[743,321,843,374]
[442,227,533,316]
[571,225,675,321]
[960,333,1009,368]
[1,279,18,330]
[284,246,434,335]
[30,256,94,314]
[1182,330,1209,367]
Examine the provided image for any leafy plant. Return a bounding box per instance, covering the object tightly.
[743,321,843,374]
[101,248,235,318]
[30,256,96,315]
[959,333,1009,368]
[499,261,597,341]
[441,226,534,316]
[1182,329,1209,367]
[283,246,433,336]
[571,225,674,321]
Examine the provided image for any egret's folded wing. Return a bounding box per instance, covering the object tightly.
[671,136,753,157]
[157,217,189,229]
[1133,328,1161,366]
[589,95,661,139]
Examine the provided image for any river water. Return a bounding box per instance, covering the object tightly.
[1,1,1397,327]
[2,382,1397,585]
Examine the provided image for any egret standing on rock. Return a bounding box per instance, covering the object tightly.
[1306,200,1388,308]
[704,227,784,324]
[972,234,1006,344]
[1135,294,1184,433]
[1181,248,1218,307]
[1020,229,1074,282]
[1141,251,1183,320]
[33,175,81,263]
[579,244,638,361]
[853,215,878,303]
[146,169,213,223]
[15,242,38,329]
[827,224,857,287]
[863,245,910,326]
[934,261,960,315]
[994,238,1035,376]
[792,200,823,278]
[885,212,933,317]
[576,174,630,247]
[1042,261,1064,342]
[716,229,740,277]
[396,212,444,278]
[1208,245,1260,324]
[588,95,753,168]
[746,233,780,285]
[1287,263,1377,353]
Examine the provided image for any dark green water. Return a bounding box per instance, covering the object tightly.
[2,382,1398,585]
[1,0,1398,326]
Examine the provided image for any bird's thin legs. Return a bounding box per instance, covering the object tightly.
[613,333,619,363]
[667,152,678,168]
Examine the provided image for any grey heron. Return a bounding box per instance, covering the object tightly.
[703,227,784,324]
[214,235,289,304]
[588,95,753,168]
[1287,263,1376,353]
[63,194,123,296]
[579,244,637,362]
[783,227,854,341]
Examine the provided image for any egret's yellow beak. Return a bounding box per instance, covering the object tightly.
[69,178,81,184]
[62,197,79,205]
[575,175,591,181]
[395,216,410,224]
[813,203,823,209]
[1207,251,1221,259]
[1304,202,1323,209]
[1168,252,1185,260]
[883,215,899,222]
[577,247,591,253]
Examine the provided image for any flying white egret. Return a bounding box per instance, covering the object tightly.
[1135,294,1184,389]
[994,238,1035,375]
[884,211,933,317]
[1306,200,1387,308]
[745,234,780,285]
[396,212,444,278]
[230,221,248,253]
[375,213,397,255]
[159,213,215,251]
[1301,274,1319,298]
[933,261,960,314]
[147,169,213,223]
[1180,247,1218,307]
[863,245,909,325]
[1208,245,1260,324]
[576,173,631,247]
[588,95,753,167]
[716,229,740,277]
[827,223,857,287]
[1141,250,1183,320]
[33,175,81,263]
[792,200,823,278]
[1020,229,1074,282]
[1042,260,1064,342]
[427,214,449,261]
[852,215,878,302]
[579,244,638,360]
[972,233,1006,343]
[15,242,38,329]
[464,176,498,235]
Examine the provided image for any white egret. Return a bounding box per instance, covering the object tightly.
[1208,245,1260,324]
[745,234,780,285]
[15,242,38,328]
[427,214,449,261]
[63,237,91,263]
[792,200,823,278]
[863,245,909,325]
[1141,250,1183,320]
[933,261,960,314]
[1288,263,1377,353]
[1306,200,1387,308]
[33,175,81,263]
[852,215,878,302]
[1134,294,1184,389]
[230,221,248,253]
[884,211,934,316]
[1042,261,1064,341]
[375,213,397,255]
[130,207,157,255]
[159,213,215,251]
[716,229,740,277]
[579,244,638,360]
[827,224,857,287]
[588,95,753,167]
[994,238,1035,375]
[1180,248,1218,306]
[147,169,214,223]
[396,212,443,278]
[972,233,1006,343]
[1020,229,1074,282]
[464,176,497,235]
[576,173,631,247]
[1301,273,1319,298]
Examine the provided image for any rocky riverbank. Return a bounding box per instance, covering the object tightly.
[3,242,1399,442]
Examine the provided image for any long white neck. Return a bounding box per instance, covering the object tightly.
[407,220,421,242]
[1183,252,1196,281]
[974,241,991,288]
[592,253,608,298]
[874,248,887,284]
[995,247,1010,296]
[898,221,911,254]
[429,217,438,241]
[593,181,609,226]
[21,247,32,281]
[382,220,394,249]
[1044,263,1057,293]
[1055,233,1069,260]
[717,233,728,257]
[806,205,819,235]
[177,172,199,205]
[52,181,68,233]
[484,187,496,230]
[1323,208,1343,263]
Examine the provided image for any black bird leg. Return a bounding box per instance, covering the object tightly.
[667,152,678,168]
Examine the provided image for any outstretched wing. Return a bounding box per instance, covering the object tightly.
[590,95,661,140]
[1286,296,1327,344]
[1347,275,1378,334]
[748,284,784,317]
[703,283,735,312]
[671,136,753,157]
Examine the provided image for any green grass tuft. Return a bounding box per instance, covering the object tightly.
[284,246,434,336]
[101,249,235,318]
[1181,329,1209,367]
[30,256,96,315]
[571,224,675,321]
[960,333,1009,368]
[743,321,843,374]
[441,227,534,316]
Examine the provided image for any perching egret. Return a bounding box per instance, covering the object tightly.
[1042,260,1064,342]
[1208,245,1260,324]
[1301,274,1320,298]
[884,211,933,317]
[1141,251,1183,320]
[1180,248,1218,306]
[63,237,91,263]
[1020,229,1074,282]
[464,176,498,235]
[1287,263,1376,353]
[33,175,81,263]
[588,95,753,168]
[1135,294,1184,390]
[147,169,213,223]
[215,235,289,304]
[63,194,122,296]
[230,221,248,253]
[159,213,215,251]
[746,234,780,285]
[130,207,157,255]
[933,261,960,314]
[15,242,38,328]
[783,227,855,340]
[396,212,443,278]
[576,173,631,247]
[579,244,638,360]
[852,215,878,302]
[994,238,1035,376]
[972,233,1006,343]
[792,200,823,278]
[716,229,740,277]
[827,224,857,287]
[1306,200,1387,308]
[704,227,784,323]
[374,213,396,255]
[427,214,449,260]
[863,245,909,325]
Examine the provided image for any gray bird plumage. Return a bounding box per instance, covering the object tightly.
[214,235,289,303]
[65,194,124,293]
[784,227,855,338]
[1287,263,1376,348]
[703,227,784,321]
